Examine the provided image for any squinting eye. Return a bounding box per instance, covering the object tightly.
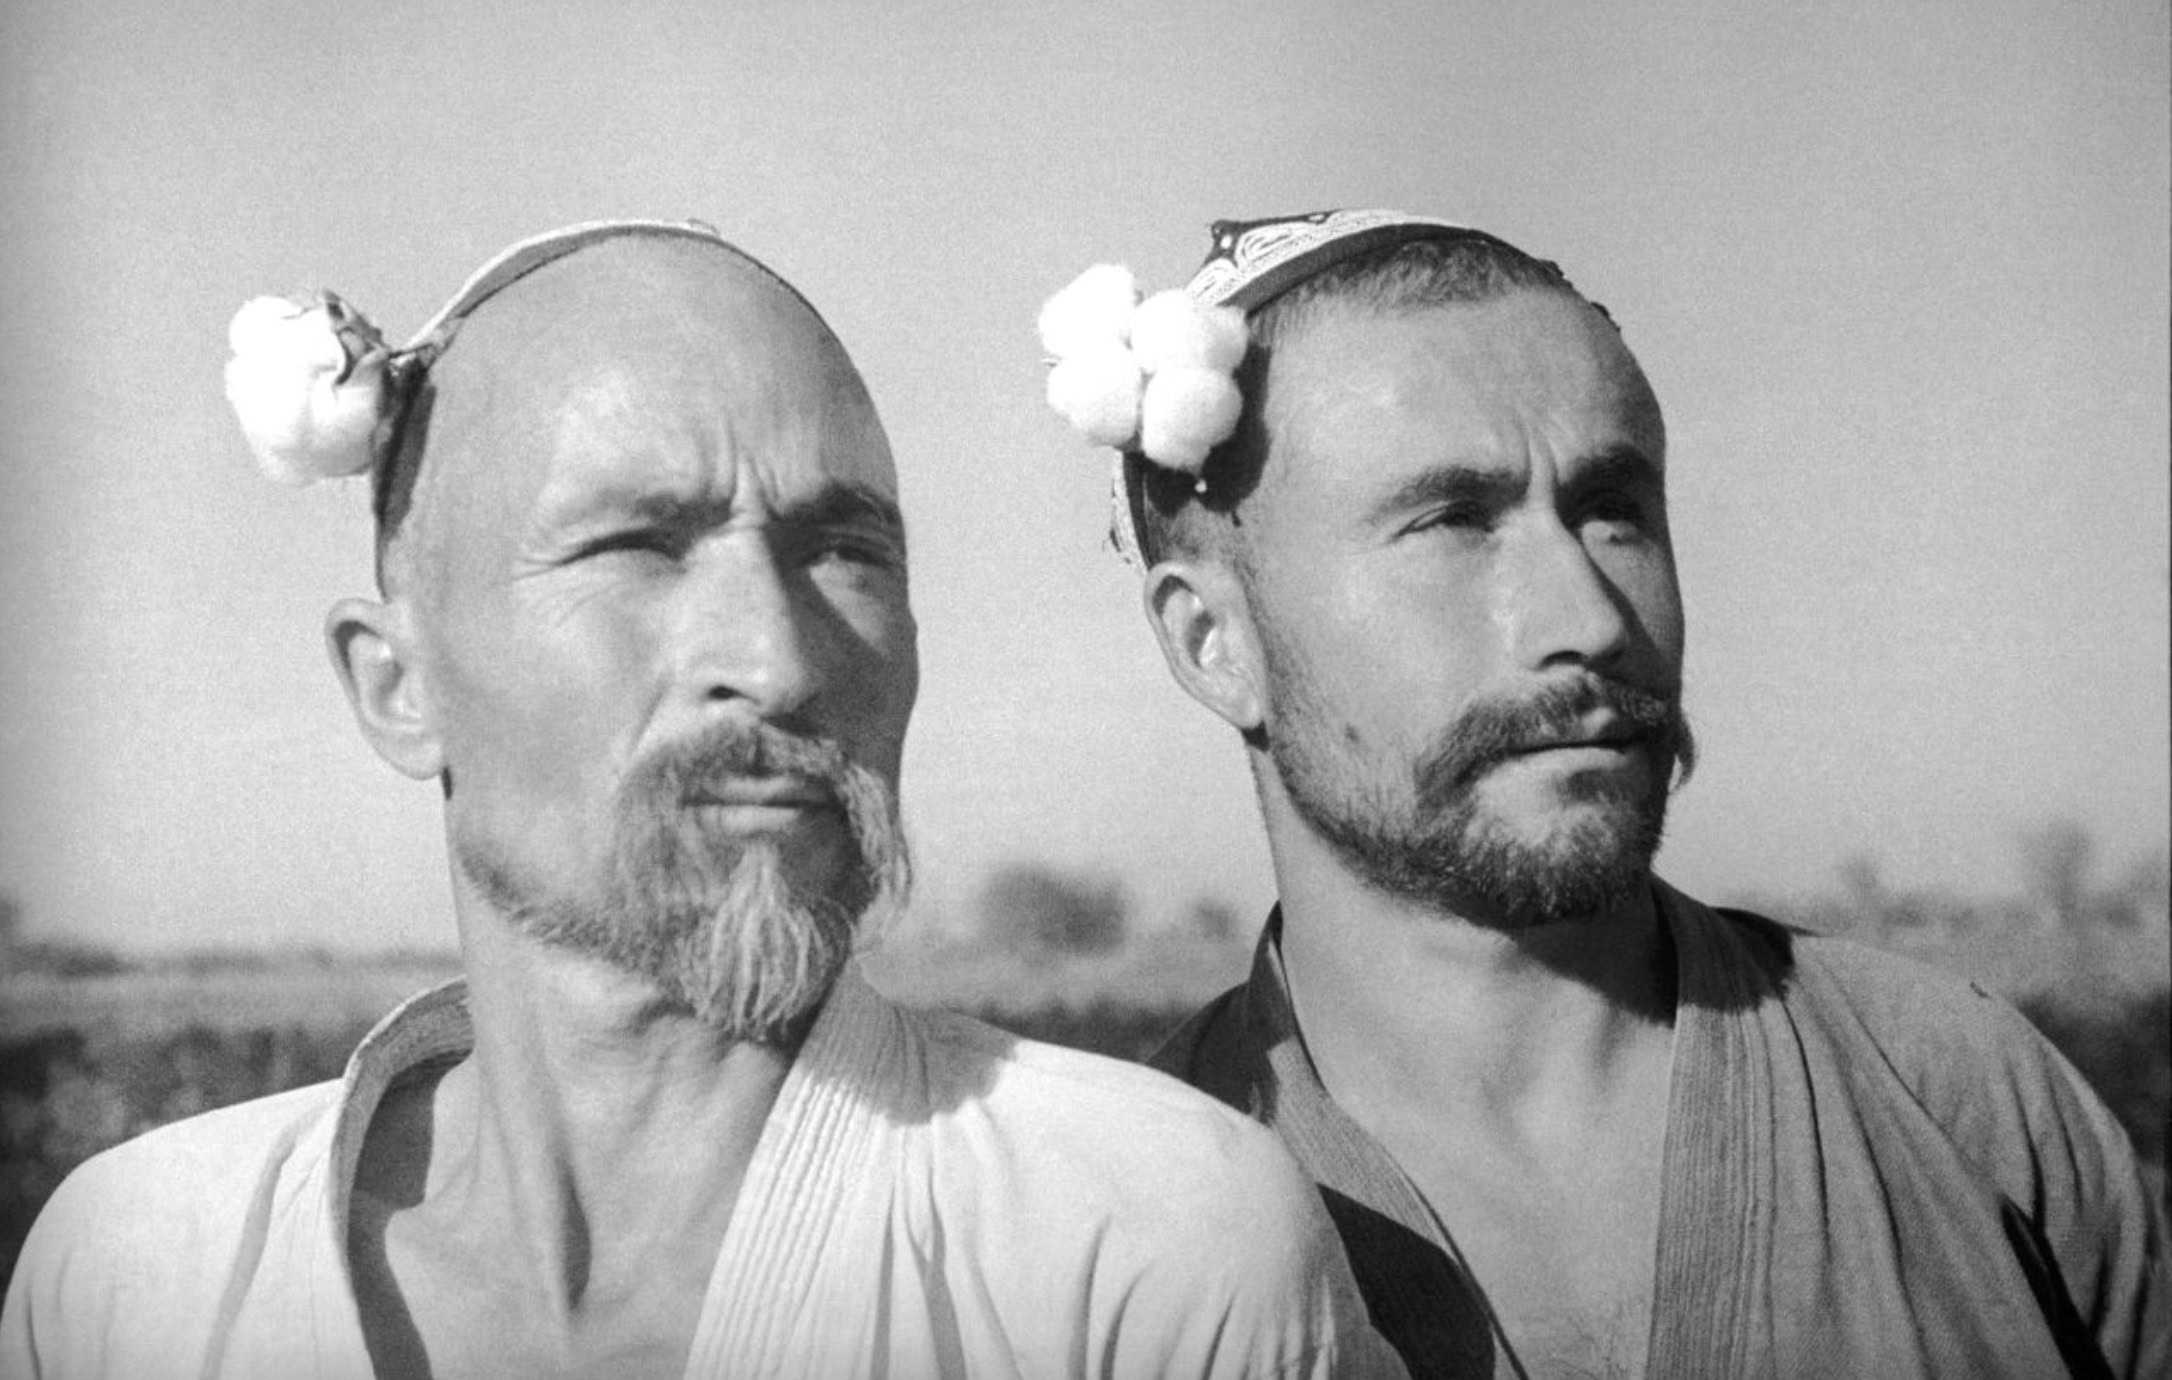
[807,530,902,570]
[1410,504,1491,535]
[579,530,680,562]
[1578,493,1656,540]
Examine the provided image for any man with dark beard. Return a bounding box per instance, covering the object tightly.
[1,222,1402,1379]
[1039,210,2167,1378]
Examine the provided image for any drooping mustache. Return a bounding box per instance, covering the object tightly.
[1413,675,1690,814]
[454,713,910,1040]
[614,717,908,913]
[633,721,857,811]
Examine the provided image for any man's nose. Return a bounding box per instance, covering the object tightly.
[672,537,825,720]
[1504,519,1632,671]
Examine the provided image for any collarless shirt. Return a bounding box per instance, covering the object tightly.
[1152,881,2170,1379]
[6,964,1405,1379]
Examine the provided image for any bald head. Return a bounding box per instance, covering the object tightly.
[379,237,895,598]
[325,229,919,1024]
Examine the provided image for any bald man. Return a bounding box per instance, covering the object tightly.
[0,223,1399,1380]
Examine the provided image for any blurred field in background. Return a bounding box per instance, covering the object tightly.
[3,824,2164,1296]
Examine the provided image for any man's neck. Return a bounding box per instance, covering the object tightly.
[1266,823,1675,1144]
[1263,819,1680,1378]
[475,923,794,1287]
[361,911,803,1323]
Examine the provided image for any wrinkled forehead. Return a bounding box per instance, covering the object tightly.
[415,240,895,521]
[1265,289,1665,480]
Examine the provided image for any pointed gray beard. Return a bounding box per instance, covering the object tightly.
[455,740,909,1043]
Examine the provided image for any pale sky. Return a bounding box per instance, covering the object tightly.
[2,0,2165,954]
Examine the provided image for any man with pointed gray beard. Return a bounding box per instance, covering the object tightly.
[455,716,908,1041]
[2,221,1401,1380]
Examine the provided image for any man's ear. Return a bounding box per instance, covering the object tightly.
[1143,557,1266,734]
[326,597,444,781]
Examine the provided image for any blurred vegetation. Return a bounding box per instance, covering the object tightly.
[873,862,1255,1060]
[1749,824,2169,1181]
[2,827,2165,1295]
[976,864,1131,957]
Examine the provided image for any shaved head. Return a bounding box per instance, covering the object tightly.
[330,228,919,1033]
[379,237,895,600]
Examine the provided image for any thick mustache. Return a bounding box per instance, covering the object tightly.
[636,723,855,809]
[1414,676,1683,811]
[605,713,912,937]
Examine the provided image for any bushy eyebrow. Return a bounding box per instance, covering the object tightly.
[781,480,906,541]
[567,479,904,541]
[1365,464,1522,525]
[1564,445,1664,496]
[1365,444,1662,525]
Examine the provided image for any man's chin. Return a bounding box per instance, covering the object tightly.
[1455,797,1665,924]
[1480,789,1653,844]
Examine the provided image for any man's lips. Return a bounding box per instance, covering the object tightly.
[684,777,840,811]
[1499,720,1658,759]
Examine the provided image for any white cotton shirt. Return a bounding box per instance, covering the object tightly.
[2,967,1403,1380]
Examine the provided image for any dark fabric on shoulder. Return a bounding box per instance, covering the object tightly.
[1148,982,1263,1118]
[1710,904,1802,992]
[1152,913,1498,1378]
[1316,1188,1492,1378]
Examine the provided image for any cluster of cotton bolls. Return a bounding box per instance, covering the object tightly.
[222,292,393,486]
[1037,265,1249,473]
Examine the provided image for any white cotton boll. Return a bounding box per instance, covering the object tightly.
[304,357,388,472]
[1045,346,1145,449]
[1037,264,1140,358]
[228,297,347,371]
[1129,291,1250,374]
[1139,367,1242,473]
[229,296,304,354]
[1191,303,1249,372]
[223,353,317,482]
[224,303,386,485]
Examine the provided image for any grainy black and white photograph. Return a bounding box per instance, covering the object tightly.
[1,2,2165,1375]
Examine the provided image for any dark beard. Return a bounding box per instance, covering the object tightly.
[1274,672,1692,929]
[456,722,910,1042]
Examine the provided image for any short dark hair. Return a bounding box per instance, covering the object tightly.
[1128,234,1601,565]
[369,367,434,591]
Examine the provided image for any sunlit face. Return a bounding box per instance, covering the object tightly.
[1235,289,1689,926]
[400,244,918,1029]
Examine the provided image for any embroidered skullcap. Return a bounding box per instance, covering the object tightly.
[1181,208,1516,310]
[1104,209,1523,565]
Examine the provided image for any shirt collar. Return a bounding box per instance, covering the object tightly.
[317,961,905,1262]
